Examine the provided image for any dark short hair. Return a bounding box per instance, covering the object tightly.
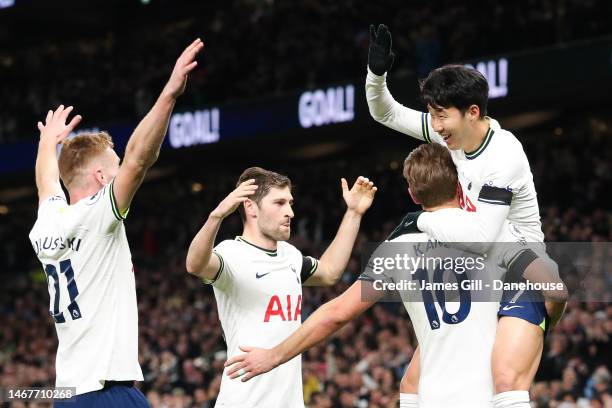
[403,143,458,208]
[236,167,291,221]
[420,64,488,117]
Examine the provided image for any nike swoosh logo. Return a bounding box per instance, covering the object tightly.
[255,272,271,279]
[502,305,523,311]
[404,221,414,227]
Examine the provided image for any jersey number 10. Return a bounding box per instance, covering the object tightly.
[413,267,471,330]
[44,259,82,323]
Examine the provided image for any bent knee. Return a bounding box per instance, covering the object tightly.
[493,369,521,393]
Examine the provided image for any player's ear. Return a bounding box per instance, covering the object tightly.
[466,104,480,121]
[455,183,462,199]
[94,167,106,186]
[244,198,257,219]
[408,187,420,205]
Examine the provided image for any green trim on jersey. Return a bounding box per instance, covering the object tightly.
[203,252,224,284]
[465,128,494,160]
[421,112,431,143]
[235,236,278,257]
[308,257,318,277]
[310,258,319,275]
[504,248,525,270]
[300,256,319,284]
[109,181,127,221]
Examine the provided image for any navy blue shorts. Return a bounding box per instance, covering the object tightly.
[54,381,150,408]
[498,289,548,333]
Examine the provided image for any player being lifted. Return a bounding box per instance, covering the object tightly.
[223,144,557,407]
[365,24,566,407]
[185,167,377,407]
[29,39,203,407]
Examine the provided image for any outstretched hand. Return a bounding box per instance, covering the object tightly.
[224,346,280,382]
[368,24,395,76]
[164,38,205,99]
[37,105,82,146]
[342,176,377,215]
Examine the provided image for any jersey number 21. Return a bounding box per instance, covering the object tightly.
[44,259,82,323]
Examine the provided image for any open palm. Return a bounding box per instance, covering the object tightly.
[37,105,82,145]
[342,176,377,215]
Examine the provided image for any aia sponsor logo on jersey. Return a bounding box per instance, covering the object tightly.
[264,294,302,322]
[458,184,477,212]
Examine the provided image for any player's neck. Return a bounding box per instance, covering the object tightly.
[241,227,278,251]
[423,200,460,212]
[68,185,103,205]
[462,119,490,154]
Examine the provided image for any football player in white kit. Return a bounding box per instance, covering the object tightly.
[223,144,555,407]
[28,39,204,407]
[185,167,377,407]
[366,24,566,408]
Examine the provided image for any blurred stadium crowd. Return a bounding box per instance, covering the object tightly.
[1,0,611,142]
[0,115,610,408]
[1,0,612,407]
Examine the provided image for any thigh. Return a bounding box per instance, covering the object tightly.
[492,315,543,390]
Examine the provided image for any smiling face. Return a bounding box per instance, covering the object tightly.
[420,64,489,151]
[428,104,483,151]
[428,105,470,150]
[252,186,294,242]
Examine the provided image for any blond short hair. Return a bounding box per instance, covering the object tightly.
[58,132,114,188]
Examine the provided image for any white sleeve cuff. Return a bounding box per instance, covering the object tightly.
[366,66,387,82]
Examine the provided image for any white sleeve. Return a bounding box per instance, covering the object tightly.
[417,205,510,252]
[365,68,444,144]
[207,241,235,291]
[37,193,68,217]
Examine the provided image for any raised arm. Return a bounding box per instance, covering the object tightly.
[186,180,258,280]
[35,105,82,204]
[224,280,379,381]
[113,38,204,213]
[304,177,377,286]
[366,24,431,142]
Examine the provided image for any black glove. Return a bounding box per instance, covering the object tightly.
[368,24,395,76]
[386,211,423,241]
